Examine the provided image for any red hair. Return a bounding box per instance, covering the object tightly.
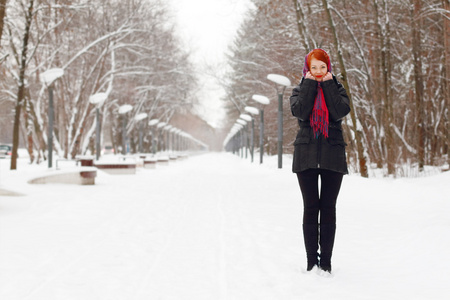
[307,49,330,71]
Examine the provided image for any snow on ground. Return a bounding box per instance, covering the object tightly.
[0,152,449,300]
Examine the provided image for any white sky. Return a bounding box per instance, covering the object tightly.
[167,0,254,128]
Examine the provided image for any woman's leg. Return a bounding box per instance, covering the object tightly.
[318,169,343,272]
[297,169,320,270]
[297,169,320,224]
[319,169,343,224]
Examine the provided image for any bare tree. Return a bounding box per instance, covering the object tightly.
[0,0,6,49]
[224,0,448,176]
[411,0,425,171]
[322,0,369,177]
[445,0,450,166]
[373,0,394,175]
[10,0,35,170]
[1,0,197,168]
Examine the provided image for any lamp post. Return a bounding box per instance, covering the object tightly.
[240,113,252,159]
[244,106,259,163]
[40,68,64,168]
[176,129,183,152]
[235,120,247,158]
[180,131,187,152]
[148,119,159,154]
[118,104,133,155]
[134,113,148,153]
[89,93,107,160]
[156,122,167,152]
[223,124,240,155]
[164,125,173,152]
[251,94,270,164]
[231,124,241,155]
[267,74,291,169]
[170,128,178,152]
[234,125,242,155]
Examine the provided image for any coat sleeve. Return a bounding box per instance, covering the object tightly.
[321,77,351,122]
[289,78,318,121]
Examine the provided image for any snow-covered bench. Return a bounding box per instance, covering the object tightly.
[94,161,137,174]
[28,167,97,185]
[143,157,157,169]
[157,156,169,166]
[76,155,95,167]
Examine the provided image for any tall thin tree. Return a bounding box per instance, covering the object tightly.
[411,0,425,171]
[0,0,7,48]
[10,0,35,170]
[322,0,369,177]
[374,0,395,175]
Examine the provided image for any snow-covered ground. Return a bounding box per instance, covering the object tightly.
[0,152,449,300]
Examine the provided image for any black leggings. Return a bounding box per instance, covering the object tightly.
[296,169,343,225]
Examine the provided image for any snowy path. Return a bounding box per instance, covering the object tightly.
[1,152,449,299]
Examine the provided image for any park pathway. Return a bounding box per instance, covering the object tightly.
[0,153,304,300]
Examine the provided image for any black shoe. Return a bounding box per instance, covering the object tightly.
[303,224,319,272]
[320,264,332,273]
[319,224,336,274]
[307,261,318,271]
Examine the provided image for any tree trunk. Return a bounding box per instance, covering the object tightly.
[292,0,311,50]
[411,0,425,172]
[0,0,7,47]
[11,0,35,170]
[322,0,369,177]
[26,88,47,162]
[374,0,395,175]
[24,98,35,163]
[444,0,450,167]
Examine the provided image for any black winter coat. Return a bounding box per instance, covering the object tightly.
[290,76,350,174]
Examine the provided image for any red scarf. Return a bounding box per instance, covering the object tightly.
[310,83,329,138]
[302,49,331,138]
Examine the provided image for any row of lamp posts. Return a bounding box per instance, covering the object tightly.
[112,108,206,158]
[223,73,291,168]
[40,67,206,168]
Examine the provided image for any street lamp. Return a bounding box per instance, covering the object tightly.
[148,119,159,154]
[267,74,291,169]
[225,124,238,155]
[89,92,107,160]
[236,119,247,158]
[134,113,148,153]
[240,114,252,159]
[164,124,173,152]
[244,106,259,163]
[170,127,178,152]
[251,94,270,164]
[40,68,64,168]
[156,122,167,152]
[234,123,244,155]
[118,104,133,155]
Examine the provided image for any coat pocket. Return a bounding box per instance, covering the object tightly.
[294,127,311,145]
[326,127,347,146]
[294,136,310,145]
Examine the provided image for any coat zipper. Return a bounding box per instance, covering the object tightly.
[317,134,322,168]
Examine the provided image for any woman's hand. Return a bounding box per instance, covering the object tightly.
[305,71,315,80]
[322,72,332,81]
[306,71,332,82]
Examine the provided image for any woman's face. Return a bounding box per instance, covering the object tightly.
[309,57,328,81]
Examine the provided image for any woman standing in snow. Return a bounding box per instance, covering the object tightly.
[289,48,350,273]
